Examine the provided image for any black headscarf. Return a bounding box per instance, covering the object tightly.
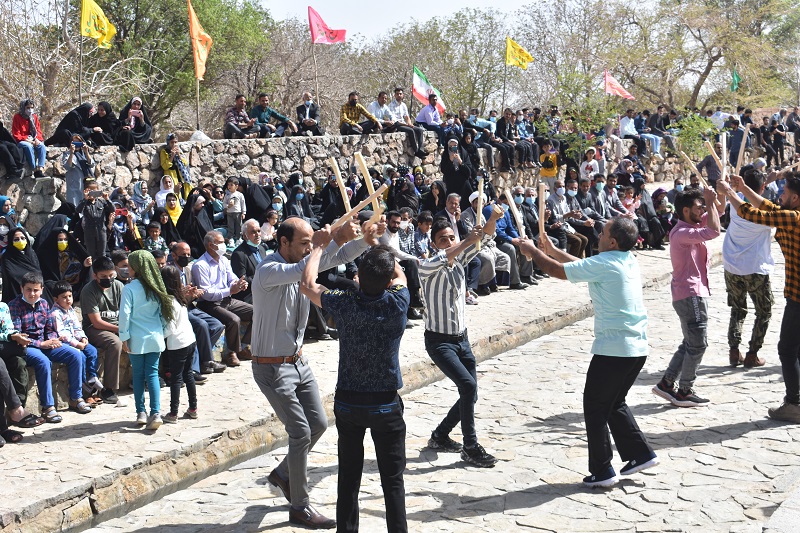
[153,206,182,246]
[118,97,153,145]
[285,184,315,221]
[45,103,94,147]
[176,188,215,258]
[420,180,446,213]
[2,227,49,303]
[86,101,119,147]
[394,177,420,213]
[239,176,272,222]
[33,214,91,299]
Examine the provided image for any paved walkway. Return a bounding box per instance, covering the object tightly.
[84,241,800,533]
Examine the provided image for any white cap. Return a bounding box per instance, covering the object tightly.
[752,157,767,170]
[469,191,487,203]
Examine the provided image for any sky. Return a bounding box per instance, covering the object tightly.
[261,0,518,42]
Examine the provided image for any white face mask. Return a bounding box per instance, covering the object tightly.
[399,220,410,230]
[0,225,8,236]
[215,243,227,255]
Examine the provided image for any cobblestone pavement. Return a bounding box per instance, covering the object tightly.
[87,242,800,533]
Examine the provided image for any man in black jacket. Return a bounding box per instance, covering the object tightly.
[296,91,325,136]
[231,219,270,304]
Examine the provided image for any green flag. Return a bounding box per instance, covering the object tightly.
[730,67,741,92]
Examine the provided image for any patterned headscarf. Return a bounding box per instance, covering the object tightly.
[128,250,174,323]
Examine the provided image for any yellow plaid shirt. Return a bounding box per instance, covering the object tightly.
[739,199,800,303]
[339,103,379,128]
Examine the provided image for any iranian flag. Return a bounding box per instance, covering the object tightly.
[412,66,446,114]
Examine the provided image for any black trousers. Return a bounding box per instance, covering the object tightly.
[779,298,800,404]
[196,297,252,353]
[0,341,28,406]
[223,122,266,139]
[0,141,24,176]
[165,342,197,415]
[583,354,653,475]
[340,121,378,135]
[385,122,424,153]
[335,392,407,533]
[398,259,423,307]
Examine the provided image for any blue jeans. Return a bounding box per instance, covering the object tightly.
[664,296,708,390]
[80,343,99,380]
[334,393,407,533]
[25,345,84,406]
[18,140,46,168]
[188,308,224,373]
[130,352,161,415]
[424,331,478,447]
[640,133,661,155]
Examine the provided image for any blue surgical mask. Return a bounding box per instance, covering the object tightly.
[513,195,524,205]
[501,203,509,212]
[305,100,312,106]
[556,187,565,196]
[469,114,477,121]
[596,183,605,192]
[489,116,497,123]
[675,184,684,192]
[567,189,577,197]
[524,197,534,206]
[295,193,304,201]
[276,183,284,190]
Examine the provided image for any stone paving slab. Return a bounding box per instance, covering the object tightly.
[85,240,798,533]
[0,230,762,532]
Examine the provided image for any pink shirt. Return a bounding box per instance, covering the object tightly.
[669,213,720,301]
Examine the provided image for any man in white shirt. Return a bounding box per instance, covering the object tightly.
[619,108,646,156]
[379,210,425,319]
[720,170,774,368]
[415,92,445,147]
[386,88,427,159]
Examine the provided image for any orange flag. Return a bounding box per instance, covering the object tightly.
[604,70,634,100]
[188,0,213,80]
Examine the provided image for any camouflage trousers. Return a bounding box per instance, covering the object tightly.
[725,270,774,353]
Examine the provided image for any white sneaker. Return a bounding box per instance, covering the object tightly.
[146,413,163,430]
[465,293,478,305]
[136,411,147,425]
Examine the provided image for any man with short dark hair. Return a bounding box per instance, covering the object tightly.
[340,92,381,136]
[386,88,427,159]
[379,210,425,319]
[653,186,721,407]
[519,217,657,488]
[250,93,297,138]
[415,93,446,147]
[300,244,410,533]
[252,217,379,528]
[224,94,263,139]
[720,173,800,422]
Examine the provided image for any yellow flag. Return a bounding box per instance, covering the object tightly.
[188,0,213,80]
[81,0,116,49]
[505,36,533,70]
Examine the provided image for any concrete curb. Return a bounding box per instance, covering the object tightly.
[2,251,717,533]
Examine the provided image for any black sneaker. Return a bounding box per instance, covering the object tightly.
[193,372,207,384]
[100,388,119,404]
[671,388,710,407]
[583,466,619,488]
[461,443,497,468]
[651,378,676,403]
[427,432,462,452]
[620,452,658,475]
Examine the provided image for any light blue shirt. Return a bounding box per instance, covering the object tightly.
[563,250,648,357]
[119,279,166,355]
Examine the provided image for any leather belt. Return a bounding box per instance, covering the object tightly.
[253,349,303,365]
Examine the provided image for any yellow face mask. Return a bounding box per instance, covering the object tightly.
[57,241,68,252]
[13,240,26,251]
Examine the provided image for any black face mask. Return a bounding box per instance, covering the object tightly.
[349,99,357,106]
[175,255,190,268]
[98,278,113,289]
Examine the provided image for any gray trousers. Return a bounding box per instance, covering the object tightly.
[477,244,510,285]
[496,242,533,285]
[252,359,328,507]
[664,296,708,390]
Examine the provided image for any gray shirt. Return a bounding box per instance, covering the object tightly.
[251,239,369,357]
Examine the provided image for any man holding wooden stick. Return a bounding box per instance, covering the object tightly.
[251,217,382,529]
[518,217,657,488]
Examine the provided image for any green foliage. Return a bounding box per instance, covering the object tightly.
[675,113,718,159]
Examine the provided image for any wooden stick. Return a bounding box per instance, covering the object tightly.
[503,189,526,238]
[331,183,389,229]
[679,151,709,188]
[538,182,546,238]
[734,124,751,176]
[353,153,381,213]
[475,177,484,251]
[327,156,352,213]
[720,131,727,181]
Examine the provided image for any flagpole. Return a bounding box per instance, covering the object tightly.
[312,43,320,105]
[501,64,508,112]
[195,78,201,131]
[78,34,83,103]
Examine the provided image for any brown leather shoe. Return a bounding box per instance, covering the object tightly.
[289,505,336,529]
[225,352,241,367]
[237,347,253,361]
[729,348,744,367]
[743,351,765,368]
[267,469,290,503]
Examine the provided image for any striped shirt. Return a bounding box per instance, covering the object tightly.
[419,235,489,335]
[739,199,800,303]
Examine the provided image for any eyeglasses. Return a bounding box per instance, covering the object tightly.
[513,193,524,197]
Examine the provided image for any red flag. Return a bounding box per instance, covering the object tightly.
[308,7,345,44]
[604,70,634,100]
